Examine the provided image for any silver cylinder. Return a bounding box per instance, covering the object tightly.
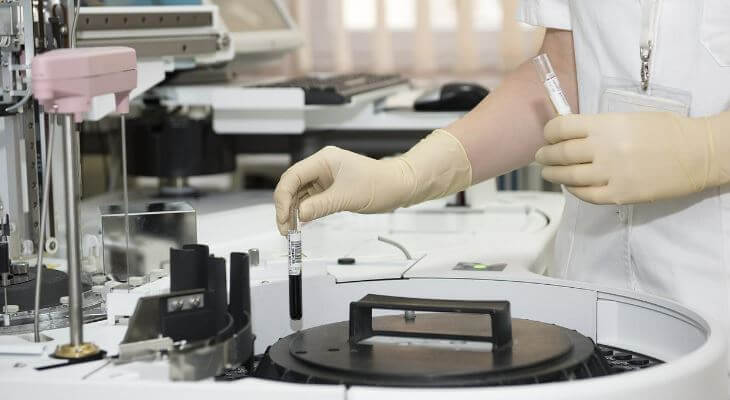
[62,115,82,346]
[248,248,260,266]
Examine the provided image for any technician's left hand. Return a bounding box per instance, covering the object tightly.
[535,112,730,205]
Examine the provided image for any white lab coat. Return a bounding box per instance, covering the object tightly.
[517,0,730,331]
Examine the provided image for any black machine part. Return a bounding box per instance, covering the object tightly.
[256,73,410,105]
[3,214,9,237]
[0,267,70,311]
[122,289,217,343]
[414,82,489,112]
[169,244,209,292]
[229,252,251,331]
[125,107,235,179]
[123,246,256,379]
[0,241,8,275]
[207,256,228,332]
[255,295,614,387]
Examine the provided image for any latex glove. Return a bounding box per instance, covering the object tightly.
[274,129,472,235]
[535,112,730,205]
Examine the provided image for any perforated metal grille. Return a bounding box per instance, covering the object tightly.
[598,345,663,374]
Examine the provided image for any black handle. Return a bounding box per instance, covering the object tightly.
[349,294,512,349]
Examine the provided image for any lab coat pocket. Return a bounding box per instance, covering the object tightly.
[701,0,730,66]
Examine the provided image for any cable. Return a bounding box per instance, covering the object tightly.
[34,114,56,342]
[5,92,33,113]
[81,357,112,380]
[377,236,413,260]
[70,0,80,48]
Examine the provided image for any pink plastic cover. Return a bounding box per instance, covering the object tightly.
[32,47,137,122]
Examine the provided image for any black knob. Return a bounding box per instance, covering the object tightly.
[338,257,356,265]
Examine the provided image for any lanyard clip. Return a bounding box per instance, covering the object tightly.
[639,0,660,92]
[640,43,652,92]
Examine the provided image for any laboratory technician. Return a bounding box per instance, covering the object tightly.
[274,1,730,336]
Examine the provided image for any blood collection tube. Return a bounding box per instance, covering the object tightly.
[533,53,572,115]
[288,203,303,328]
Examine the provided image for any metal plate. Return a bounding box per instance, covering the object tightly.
[78,36,219,58]
[78,11,213,30]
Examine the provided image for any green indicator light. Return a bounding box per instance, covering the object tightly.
[473,264,487,270]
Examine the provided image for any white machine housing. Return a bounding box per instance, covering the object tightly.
[1,191,728,399]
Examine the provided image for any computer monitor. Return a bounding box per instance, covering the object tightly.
[211,0,302,56]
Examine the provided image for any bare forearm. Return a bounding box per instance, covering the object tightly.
[446,29,578,183]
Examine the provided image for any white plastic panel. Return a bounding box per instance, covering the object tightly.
[3,374,346,400]
[197,192,564,282]
[596,294,707,361]
[154,86,306,134]
[325,256,419,283]
[389,205,546,234]
[212,88,305,134]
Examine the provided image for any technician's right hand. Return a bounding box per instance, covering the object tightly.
[274,129,473,235]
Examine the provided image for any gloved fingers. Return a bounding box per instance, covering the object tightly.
[307,180,325,198]
[566,186,613,205]
[276,219,290,236]
[544,114,590,144]
[541,164,608,187]
[274,156,331,227]
[274,189,291,235]
[299,189,340,223]
[276,189,312,235]
[535,138,594,166]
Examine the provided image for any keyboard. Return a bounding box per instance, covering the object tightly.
[257,73,410,105]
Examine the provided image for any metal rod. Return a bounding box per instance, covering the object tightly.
[34,113,56,342]
[62,114,82,346]
[67,0,79,48]
[120,116,130,284]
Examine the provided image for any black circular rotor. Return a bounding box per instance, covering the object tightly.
[255,295,614,387]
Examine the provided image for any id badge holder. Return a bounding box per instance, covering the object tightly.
[599,80,691,116]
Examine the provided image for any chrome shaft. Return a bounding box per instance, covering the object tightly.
[121,116,130,283]
[62,114,82,346]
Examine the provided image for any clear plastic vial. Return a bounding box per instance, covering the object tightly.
[533,53,572,115]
